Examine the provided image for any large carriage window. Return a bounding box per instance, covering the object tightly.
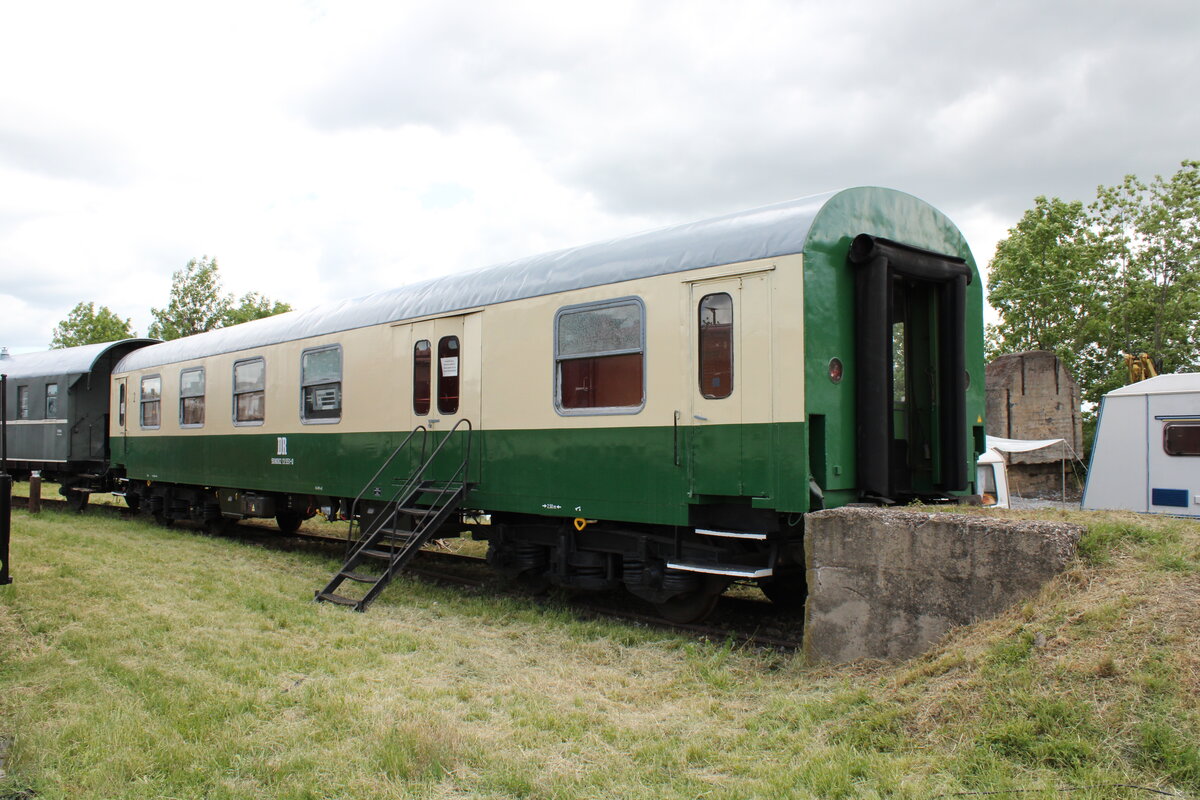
[1164,422,1200,456]
[698,293,733,399]
[555,298,645,413]
[302,345,342,423]
[413,340,432,415]
[438,336,460,415]
[140,376,161,429]
[45,383,59,418]
[17,386,29,419]
[180,368,205,427]
[233,358,265,425]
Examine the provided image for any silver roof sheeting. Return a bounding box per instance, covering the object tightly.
[0,339,159,380]
[117,190,842,372]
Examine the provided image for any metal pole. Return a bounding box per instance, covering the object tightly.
[1,373,12,585]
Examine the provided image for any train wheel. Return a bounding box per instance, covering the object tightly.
[64,489,89,514]
[276,511,303,534]
[204,517,231,535]
[655,589,722,624]
[760,577,807,611]
[153,510,175,528]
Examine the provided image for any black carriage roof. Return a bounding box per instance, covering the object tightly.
[115,187,964,372]
[1,339,159,382]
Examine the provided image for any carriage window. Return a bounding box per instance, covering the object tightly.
[45,383,59,418]
[698,293,733,399]
[233,357,265,425]
[140,375,161,429]
[180,368,205,427]
[302,345,342,423]
[17,386,30,419]
[555,298,645,413]
[118,383,126,427]
[437,336,460,415]
[1164,422,1200,456]
[413,340,432,415]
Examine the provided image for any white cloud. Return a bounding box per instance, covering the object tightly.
[0,0,1197,351]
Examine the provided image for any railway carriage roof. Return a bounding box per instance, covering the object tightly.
[115,187,968,372]
[1,339,159,381]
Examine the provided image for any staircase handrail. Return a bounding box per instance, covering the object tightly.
[364,418,473,552]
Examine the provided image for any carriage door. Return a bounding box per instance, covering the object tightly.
[688,273,772,498]
[112,377,130,461]
[405,313,482,476]
[849,234,970,500]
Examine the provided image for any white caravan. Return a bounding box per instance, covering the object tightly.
[1083,373,1200,516]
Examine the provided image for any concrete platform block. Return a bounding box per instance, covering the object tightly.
[803,507,1081,664]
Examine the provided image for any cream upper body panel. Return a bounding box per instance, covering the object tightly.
[112,254,804,438]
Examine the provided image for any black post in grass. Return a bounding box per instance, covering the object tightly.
[1,373,12,586]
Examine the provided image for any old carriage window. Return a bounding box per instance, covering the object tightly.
[45,383,59,418]
[118,383,126,427]
[180,367,205,427]
[17,386,30,419]
[698,293,733,399]
[413,340,432,415]
[1164,422,1200,456]
[302,345,342,423]
[233,357,265,425]
[555,298,645,413]
[438,336,460,415]
[140,375,161,429]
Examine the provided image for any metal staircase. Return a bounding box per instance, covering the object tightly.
[315,419,473,611]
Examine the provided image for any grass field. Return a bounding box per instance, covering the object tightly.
[1,506,1198,799]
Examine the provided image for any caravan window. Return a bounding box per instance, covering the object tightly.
[1164,422,1200,456]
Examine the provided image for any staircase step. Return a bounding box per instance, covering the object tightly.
[694,528,768,540]
[316,592,360,607]
[358,547,402,560]
[341,571,380,584]
[666,560,773,579]
[398,506,434,517]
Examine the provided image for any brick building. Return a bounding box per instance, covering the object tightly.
[985,351,1083,497]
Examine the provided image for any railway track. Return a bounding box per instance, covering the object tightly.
[12,496,805,651]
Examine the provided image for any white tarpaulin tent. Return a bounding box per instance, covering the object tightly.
[986,436,1066,455]
[983,436,1071,506]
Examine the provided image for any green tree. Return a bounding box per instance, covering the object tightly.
[225,292,292,327]
[50,302,136,348]
[1093,161,1200,378]
[149,256,290,340]
[987,160,1200,448]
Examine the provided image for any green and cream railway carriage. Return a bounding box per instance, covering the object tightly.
[110,187,986,619]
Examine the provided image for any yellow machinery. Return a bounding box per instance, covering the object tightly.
[1125,353,1159,384]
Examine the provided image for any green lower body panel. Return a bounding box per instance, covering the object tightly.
[116,422,811,527]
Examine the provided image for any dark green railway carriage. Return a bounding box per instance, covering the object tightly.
[1,340,156,507]
[111,187,985,618]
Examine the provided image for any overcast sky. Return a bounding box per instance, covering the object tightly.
[2,0,1197,352]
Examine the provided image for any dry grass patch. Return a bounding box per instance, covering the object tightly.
[0,506,1198,798]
